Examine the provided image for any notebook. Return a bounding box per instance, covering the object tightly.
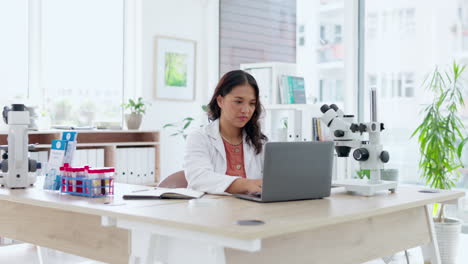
[123,188,204,200]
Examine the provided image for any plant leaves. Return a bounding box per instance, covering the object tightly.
[457,138,468,157]
[413,62,467,191]
[183,120,192,129]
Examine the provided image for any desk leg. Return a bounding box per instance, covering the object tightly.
[129,230,157,264]
[421,205,441,264]
[127,229,225,264]
[152,235,225,264]
[117,220,259,264]
[36,246,45,264]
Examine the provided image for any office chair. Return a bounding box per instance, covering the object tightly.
[157,170,187,188]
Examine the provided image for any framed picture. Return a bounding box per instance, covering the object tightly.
[154,36,196,101]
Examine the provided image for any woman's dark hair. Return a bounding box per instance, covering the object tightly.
[207,70,267,154]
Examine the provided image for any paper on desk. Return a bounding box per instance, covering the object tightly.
[123,188,205,199]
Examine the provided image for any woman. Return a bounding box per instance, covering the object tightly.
[183,70,267,194]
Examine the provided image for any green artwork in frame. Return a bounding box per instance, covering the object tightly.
[165,52,188,87]
[154,36,196,101]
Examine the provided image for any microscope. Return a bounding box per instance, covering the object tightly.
[0,104,40,188]
[320,88,397,196]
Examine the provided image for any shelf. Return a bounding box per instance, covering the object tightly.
[34,142,160,149]
[264,104,324,118]
[0,130,161,183]
[0,129,160,135]
[264,104,321,111]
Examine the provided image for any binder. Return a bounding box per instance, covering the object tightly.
[96,148,104,167]
[79,149,87,166]
[286,110,302,142]
[135,148,143,185]
[117,148,128,183]
[127,148,137,184]
[114,148,122,183]
[148,147,156,184]
[88,149,97,167]
[141,148,150,184]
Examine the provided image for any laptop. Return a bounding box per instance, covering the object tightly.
[234,141,334,203]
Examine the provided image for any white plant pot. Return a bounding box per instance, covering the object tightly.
[434,217,461,264]
[125,113,143,130]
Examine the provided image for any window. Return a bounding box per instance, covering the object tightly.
[381,75,387,98]
[298,24,306,46]
[42,0,124,126]
[367,12,377,39]
[368,74,377,90]
[363,0,468,186]
[403,72,414,98]
[0,1,125,127]
[405,8,416,35]
[0,0,29,105]
[297,0,351,108]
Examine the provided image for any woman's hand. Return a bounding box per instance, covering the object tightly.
[225,178,262,194]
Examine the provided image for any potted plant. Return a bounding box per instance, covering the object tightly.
[412,62,467,263]
[122,97,147,130]
[163,105,208,140]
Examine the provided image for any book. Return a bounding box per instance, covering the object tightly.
[279,75,306,104]
[279,75,289,104]
[317,119,323,141]
[288,76,306,104]
[122,188,205,200]
[43,139,67,190]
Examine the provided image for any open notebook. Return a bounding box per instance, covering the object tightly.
[122,188,204,200]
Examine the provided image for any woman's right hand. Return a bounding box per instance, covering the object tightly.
[225,178,262,194]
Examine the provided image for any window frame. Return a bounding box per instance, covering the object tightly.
[24,0,141,126]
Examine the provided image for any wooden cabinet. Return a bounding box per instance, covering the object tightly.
[0,130,160,184]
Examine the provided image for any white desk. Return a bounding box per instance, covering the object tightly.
[0,181,463,264]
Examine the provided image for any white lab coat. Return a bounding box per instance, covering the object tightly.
[183,119,264,194]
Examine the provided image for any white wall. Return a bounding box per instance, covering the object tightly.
[139,0,219,180]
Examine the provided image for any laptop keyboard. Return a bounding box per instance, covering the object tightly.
[250,192,262,197]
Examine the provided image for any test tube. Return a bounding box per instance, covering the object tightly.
[84,166,90,195]
[100,169,107,195]
[75,167,86,193]
[88,168,101,196]
[105,168,115,195]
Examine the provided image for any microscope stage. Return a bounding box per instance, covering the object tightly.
[332,179,398,196]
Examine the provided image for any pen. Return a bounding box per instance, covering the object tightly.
[132,189,150,193]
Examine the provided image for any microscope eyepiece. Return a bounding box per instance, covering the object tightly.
[329,104,339,111]
[2,107,8,124]
[334,130,345,138]
[12,104,25,111]
[320,104,330,113]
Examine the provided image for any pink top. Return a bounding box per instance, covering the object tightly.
[222,139,246,178]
